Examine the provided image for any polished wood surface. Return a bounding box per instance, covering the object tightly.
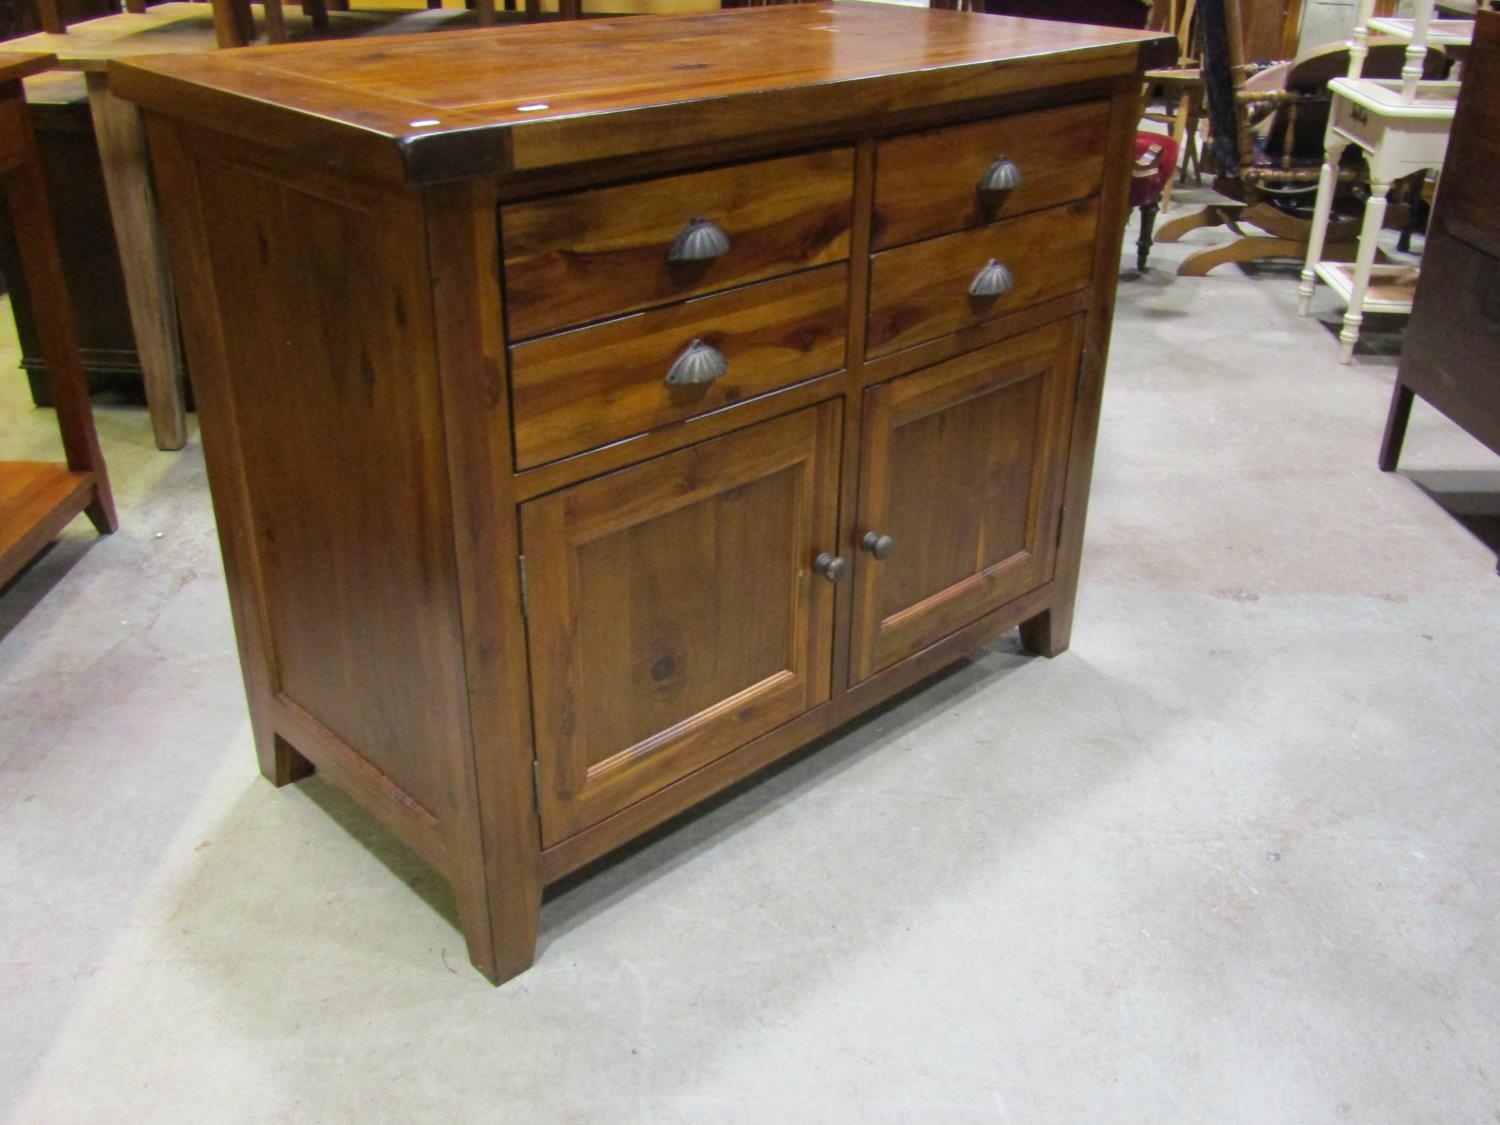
[501,147,853,338]
[132,9,1166,983]
[510,265,848,469]
[0,54,117,589]
[111,3,1175,185]
[867,198,1099,357]
[523,402,840,844]
[850,320,1078,682]
[871,99,1111,250]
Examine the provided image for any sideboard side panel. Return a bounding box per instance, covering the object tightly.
[148,118,474,860]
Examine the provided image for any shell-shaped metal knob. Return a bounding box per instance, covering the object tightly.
[860,532,894,561]
[979,156,1023,194]
[667,217,731,262]
[664,339,728,386]
[812,552,847,584]
[969,259,1015,299]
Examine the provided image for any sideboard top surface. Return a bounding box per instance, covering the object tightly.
[110,2,1174,186]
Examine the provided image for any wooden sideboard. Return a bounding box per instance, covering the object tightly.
[113,3,1174,984]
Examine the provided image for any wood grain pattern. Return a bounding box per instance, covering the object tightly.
[131,12,1158,984]
[867,197,1099,358]
[510,265,848,468]
[187,145,471,822]
[501,148,853,338]
[521,401,840,845]
[109,4,1175,185]
[850,318,1079,683]
[872,99,1110,250]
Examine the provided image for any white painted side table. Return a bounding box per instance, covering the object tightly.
[1297,77,1460,361]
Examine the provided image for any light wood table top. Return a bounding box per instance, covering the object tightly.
[0,3,478,72]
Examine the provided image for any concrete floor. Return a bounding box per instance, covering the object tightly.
[2,217,1498,1124]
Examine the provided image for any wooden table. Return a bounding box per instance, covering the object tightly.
[115,2,1173,984]
[0,51,115,588]
[2,4,480,451]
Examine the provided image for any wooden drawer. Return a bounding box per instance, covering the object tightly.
[872,101,1110,251]
[501,148,854,339]
[867,198,1099,358]
[509,265,848,469]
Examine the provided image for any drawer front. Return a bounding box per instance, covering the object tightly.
[502,148,854,339]
[867,197,1098,358]
[851,318,1081,683]
[510,265,848,470]
[521,401,842,845]
[872,101,1110,251]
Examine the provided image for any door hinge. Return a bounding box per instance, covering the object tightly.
[518,554,528,618]
[1056,505,1068,549]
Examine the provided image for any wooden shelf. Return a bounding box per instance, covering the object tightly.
[0,463,97,588]
[1314,260,1421,314]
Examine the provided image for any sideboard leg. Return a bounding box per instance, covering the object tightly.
[458,872,541,987]
[259,733,315,787]
[1020,603,1072,658]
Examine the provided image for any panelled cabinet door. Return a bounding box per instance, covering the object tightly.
[522,402,842,845]
[850,318,1081,683]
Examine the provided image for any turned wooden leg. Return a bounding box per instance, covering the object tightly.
[1299,137,1348,316]
[1020,604,1072,658]
[85,74,188,452]
[1379,381,1415,473]
[1340,179,1391,364]
[260,733,315,787]
[1136,203,1158,272]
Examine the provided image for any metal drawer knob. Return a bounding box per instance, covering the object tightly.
[978,155,1023,194]
[860,532,894,560]
[664,339,728,386]
[969,259,1015,299]
[812,552,847,584]
[667,217,731,262]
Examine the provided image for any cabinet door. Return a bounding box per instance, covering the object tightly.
[850,319,1080,683]
[522,402,841,845]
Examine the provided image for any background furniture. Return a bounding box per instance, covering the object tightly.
[0,69,140,408]
[1297,0,1467,361]
[116,3,1174,983]
[1132,132,1181,267]
[1380,7,1500,564]
[1156,0,1445,275]
[0,51,114,588]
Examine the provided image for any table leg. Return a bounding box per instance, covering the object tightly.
[34,0,65,33]
[1298,136,1348,316]
[475,0,496,25]
[1379,380,1414,472]
[1339,177,1390,364]
[3,96,117,533]
[86,73,187,452]
[264,0,288,43]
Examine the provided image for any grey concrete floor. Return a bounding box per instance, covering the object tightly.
[2,215,1498,1124]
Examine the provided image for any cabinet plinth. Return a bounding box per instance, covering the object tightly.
[115,3,1173,983]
